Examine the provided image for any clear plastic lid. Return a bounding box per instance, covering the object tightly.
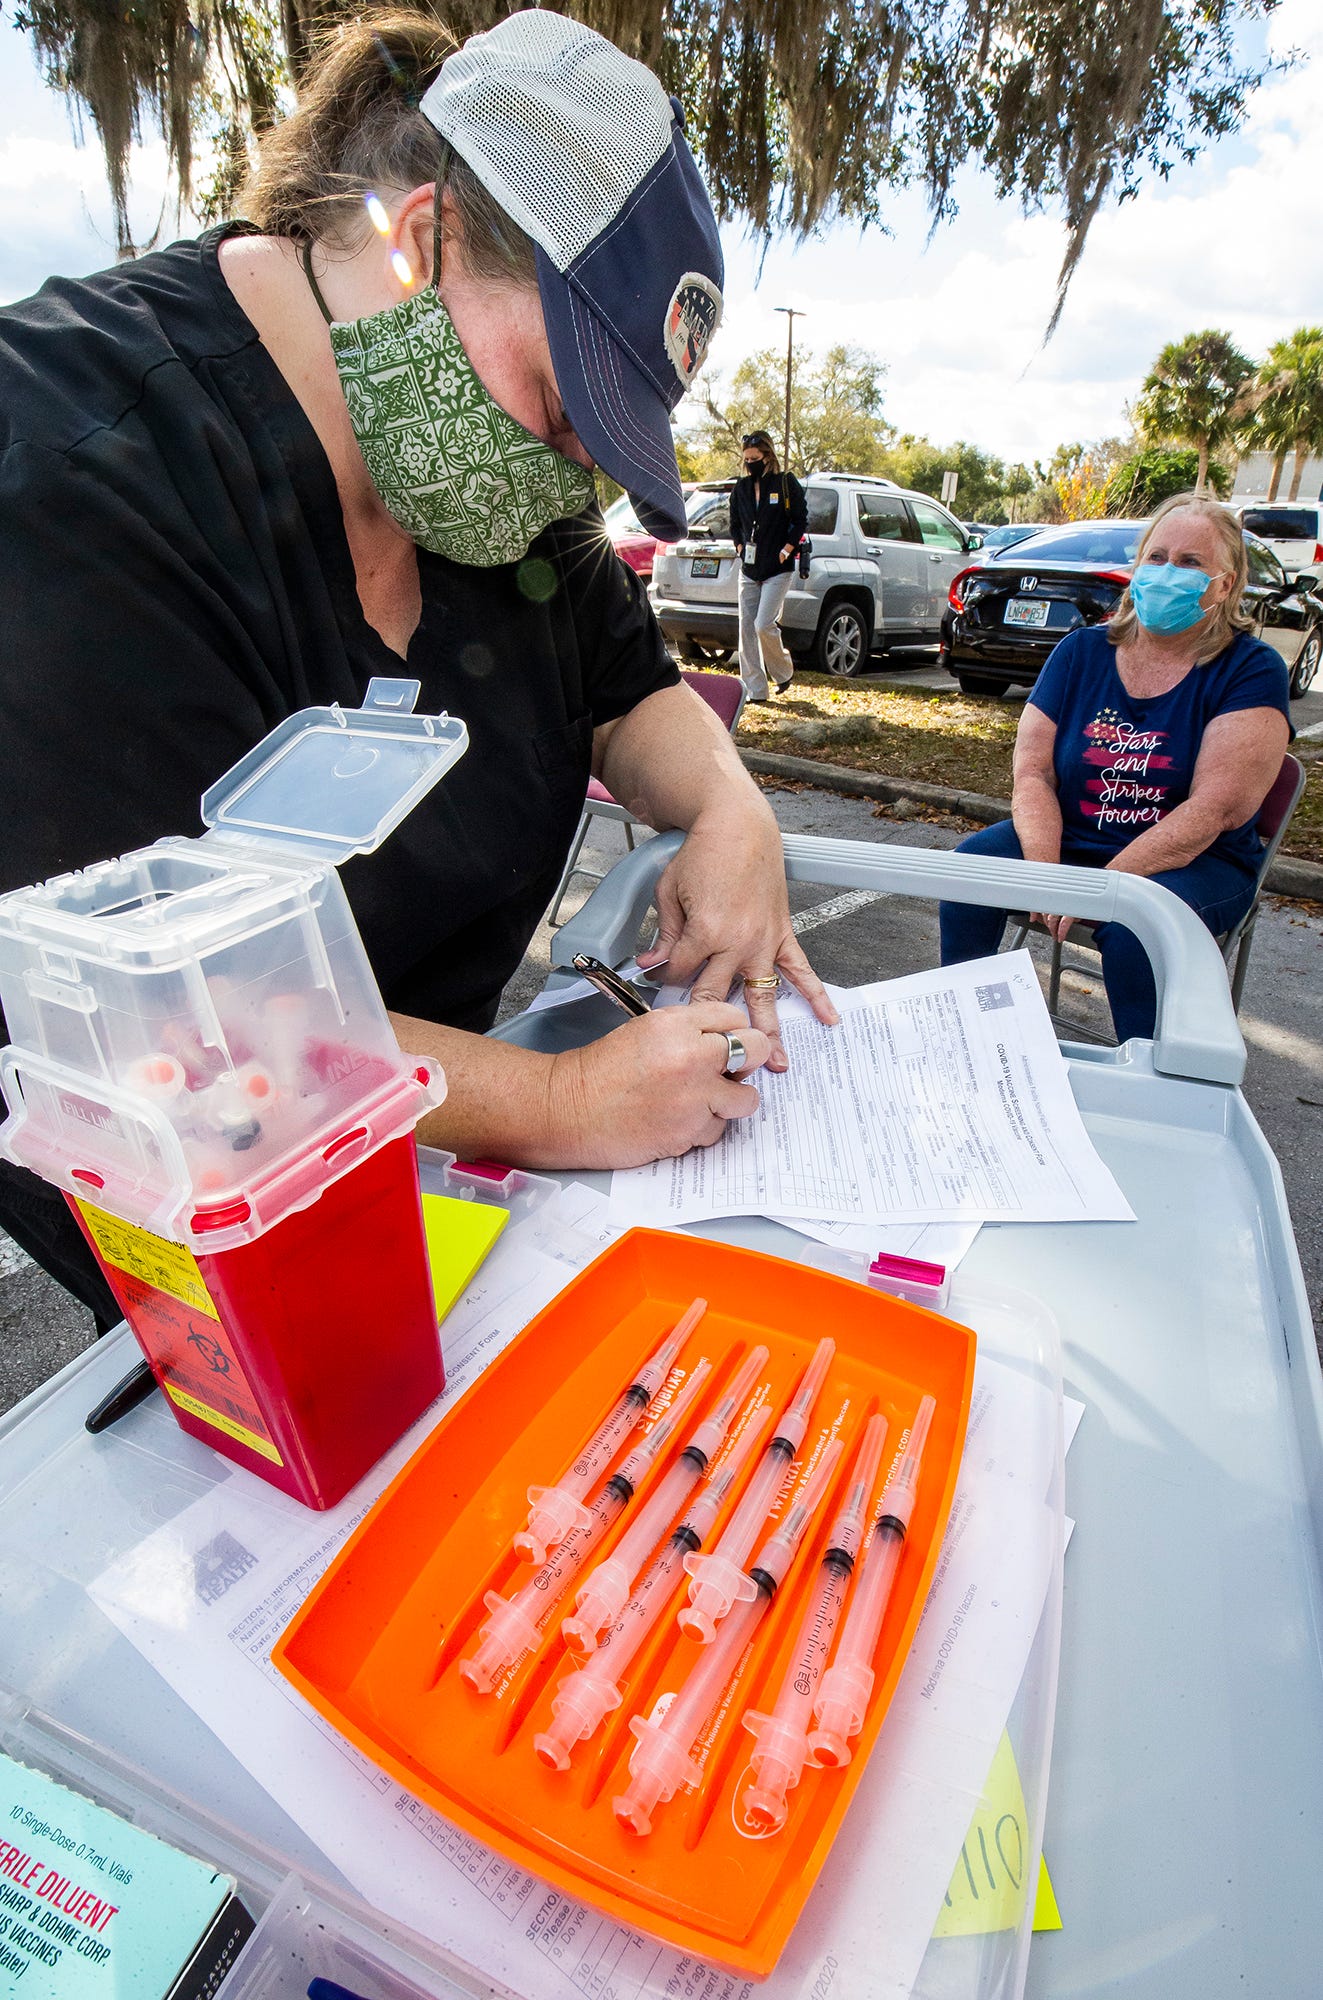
[201,678,469,865]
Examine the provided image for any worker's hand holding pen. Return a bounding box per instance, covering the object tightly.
[546,1002,772,1167]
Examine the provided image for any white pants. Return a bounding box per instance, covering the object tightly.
[738,570,795,699]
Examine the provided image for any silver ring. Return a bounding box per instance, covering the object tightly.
[719,1031,747,1076]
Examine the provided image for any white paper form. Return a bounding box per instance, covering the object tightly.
[90,1311,1061,2000]
[777,1219,982,1268]
[609,953,1133,1230]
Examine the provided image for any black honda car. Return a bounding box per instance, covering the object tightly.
[941,519,1322,698]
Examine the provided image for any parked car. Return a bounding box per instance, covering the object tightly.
[979,522,1049,554]
[941,520,1322,698]
[649,473,982,674]
[604,481,733,583]
[1238,502,1323,578]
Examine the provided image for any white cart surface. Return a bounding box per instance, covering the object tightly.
[1,832,1320,1999]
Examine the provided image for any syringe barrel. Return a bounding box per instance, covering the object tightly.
[612,1355,712,1506]
[615,1592,764,1834]
[458,1589,542,1694]
[516,1484,592,1566]
[677,1550,757,1643]
[749,1435,844,1594]
[464,1486,626,1690]
[823,1413,889,1568]
[681,1341,770,1466]
[533,1668,622,1770]
[739,1710,811,1833]
[566,1454,699,1656]
[714,1438,794,1562]
[515,1313,704,1565]
[807,1656,876,1768]
[776,1336,837,1450]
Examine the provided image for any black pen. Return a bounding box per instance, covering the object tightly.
[570,953,652,1018]
[85,1358,158,1434]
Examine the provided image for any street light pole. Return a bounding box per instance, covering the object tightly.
[774,306,806,468]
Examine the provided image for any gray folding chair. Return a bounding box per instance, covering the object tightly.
[1005,751,1306,1025]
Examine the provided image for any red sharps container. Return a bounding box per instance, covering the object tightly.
[0,677,469,1508]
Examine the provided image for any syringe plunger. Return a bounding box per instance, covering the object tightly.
[809,1396,936,1768]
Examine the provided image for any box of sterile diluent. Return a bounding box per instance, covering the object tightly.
[0,1751,253,1998]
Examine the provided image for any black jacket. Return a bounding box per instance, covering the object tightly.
[732,470,808,582]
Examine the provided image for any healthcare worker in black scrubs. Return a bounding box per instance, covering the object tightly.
[0,9,836,1330]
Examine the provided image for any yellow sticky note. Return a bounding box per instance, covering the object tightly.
[422,1192,508,1322]
[933,1730,1061,1937]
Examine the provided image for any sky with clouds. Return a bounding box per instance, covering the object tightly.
[1,0,1319,466]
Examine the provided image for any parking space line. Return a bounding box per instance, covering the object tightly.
[791,889,887,936]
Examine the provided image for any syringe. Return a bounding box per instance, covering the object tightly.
[460,1358,712,1693]
[613,1435,844,1837]
[533,1402,772,1770]
[738,1413,887,1833]
[561,1343,770,1657]
[808,1394,936,1768]
[678,1336,835,1643]
[514,1299,707,1565]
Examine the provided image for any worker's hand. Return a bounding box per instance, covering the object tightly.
[548,1003,773,1167]
[779,544,794,562]
[1030,911,1075,944]
[636,803,839,1071]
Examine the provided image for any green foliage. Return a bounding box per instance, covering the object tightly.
[1134,328,1256,491]
[878,437,1008,518]
[691,343,893,478]
[14,0,1286,299]
[1103,446,1230,515]
[1246,326,1323,501]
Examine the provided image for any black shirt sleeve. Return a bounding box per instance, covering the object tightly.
[550,509,679,729]
[785,473,809,544]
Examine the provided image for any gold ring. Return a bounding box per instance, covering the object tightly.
[743,974,781,991]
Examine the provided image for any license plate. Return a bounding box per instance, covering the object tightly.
[690,557,721,579]
[1004,596,1050,628]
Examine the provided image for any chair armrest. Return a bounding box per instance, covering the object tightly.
[549,831,1246,1086]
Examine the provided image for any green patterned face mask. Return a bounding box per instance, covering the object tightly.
[315,277,596,567]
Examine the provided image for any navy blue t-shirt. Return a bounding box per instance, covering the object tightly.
[1028,626,1291,875]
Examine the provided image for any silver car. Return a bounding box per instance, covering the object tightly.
[649,474,982,675]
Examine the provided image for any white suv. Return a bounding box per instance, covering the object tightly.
[649,474,981,674]
[1238,502,1323,578]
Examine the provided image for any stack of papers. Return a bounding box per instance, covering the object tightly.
[610,953,1133,1235]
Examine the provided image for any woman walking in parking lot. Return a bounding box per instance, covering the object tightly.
[732,430,808,701]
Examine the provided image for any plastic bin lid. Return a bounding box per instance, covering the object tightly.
[201,678,469,866]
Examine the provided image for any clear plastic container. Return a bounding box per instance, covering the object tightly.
[0,679,469,1507]
[0,678,466,1250]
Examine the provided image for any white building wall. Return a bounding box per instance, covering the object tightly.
[1233,450,1323,501]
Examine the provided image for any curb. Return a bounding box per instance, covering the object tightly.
[738,746,1323,903]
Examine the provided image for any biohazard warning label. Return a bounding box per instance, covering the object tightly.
[74,1198,219,1319]
[114,1270,284,1467]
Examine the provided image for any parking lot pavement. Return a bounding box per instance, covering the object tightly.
[3,785,1318,1415]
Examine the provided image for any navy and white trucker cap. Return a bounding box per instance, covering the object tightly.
[420,10,723,540]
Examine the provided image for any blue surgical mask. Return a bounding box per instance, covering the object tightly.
[1128,562,1214,636]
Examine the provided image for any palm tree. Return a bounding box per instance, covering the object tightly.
[14,0,1285,301]
[1134,331,1256,496]
[1249,328,1323,501]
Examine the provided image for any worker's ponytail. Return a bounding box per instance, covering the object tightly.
[239,8,537,289]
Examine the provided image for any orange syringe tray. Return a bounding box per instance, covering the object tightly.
[273,1228,975,1979]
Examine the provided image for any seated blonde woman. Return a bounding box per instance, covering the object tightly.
[939,493,1292,1041]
